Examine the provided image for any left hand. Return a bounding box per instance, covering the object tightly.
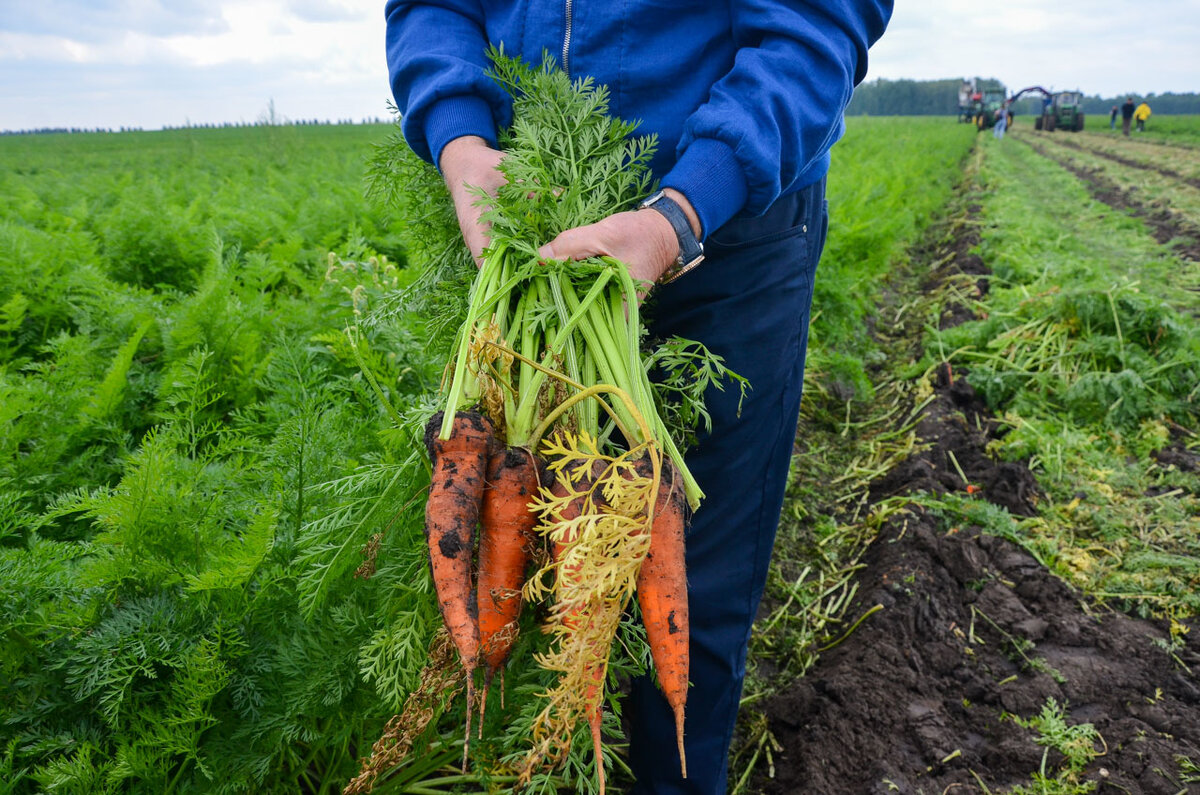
[537,209,676,290]
[537,189,702,297]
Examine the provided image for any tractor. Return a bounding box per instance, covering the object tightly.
[973,89,1007,131]
[1035,91,1085,132]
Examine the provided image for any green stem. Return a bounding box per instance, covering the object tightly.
[487,341,627,441]
[512,268,613,438]
[529,383,648,451]
[439,243,509,438]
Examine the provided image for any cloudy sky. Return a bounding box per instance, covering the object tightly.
[1,0,1196,132]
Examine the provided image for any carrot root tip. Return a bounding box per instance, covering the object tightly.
[591,712,605,795]
[675,706,687,779]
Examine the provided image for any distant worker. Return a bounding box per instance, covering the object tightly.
[1121,97,1135,137]
[1135,101,1151,132]
[993,105,1007,140]
[1110,105,1119,130]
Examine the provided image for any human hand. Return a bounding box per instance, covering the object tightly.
[439,135,506,264]
[537,189,701,297]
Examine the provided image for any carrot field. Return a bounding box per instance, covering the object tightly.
[2,115,1197,794]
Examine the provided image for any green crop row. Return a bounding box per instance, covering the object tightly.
[0,126,446,793]
[924,133,1200,616]
[807,116,976,401]
[1081,113,1200,147]
[0,117,979,794]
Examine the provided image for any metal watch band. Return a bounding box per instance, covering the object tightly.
[640,190,705,284]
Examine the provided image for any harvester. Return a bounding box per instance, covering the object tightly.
[1035,91,1085,131]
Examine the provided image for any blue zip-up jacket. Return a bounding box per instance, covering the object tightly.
[384,0,891,239]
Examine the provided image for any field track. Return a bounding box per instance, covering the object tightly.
[737,124,1200,795]
[1016,133,1200,268]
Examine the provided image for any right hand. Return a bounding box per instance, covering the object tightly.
[439,135,506,264]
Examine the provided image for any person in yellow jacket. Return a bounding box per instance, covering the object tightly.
[1135,102,1152,132]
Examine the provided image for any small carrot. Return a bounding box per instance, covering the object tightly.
[550,466,610,795]
[423,409,495,768]
[637,462,689,778]
[476,446,541,724]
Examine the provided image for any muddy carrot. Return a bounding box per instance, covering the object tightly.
[423,409,494,767]
[476,446,541,725]
[637,462,690,778]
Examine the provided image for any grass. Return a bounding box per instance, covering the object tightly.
[1079,113,1200,146]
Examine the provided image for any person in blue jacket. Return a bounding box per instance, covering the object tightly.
[385,3,892,792]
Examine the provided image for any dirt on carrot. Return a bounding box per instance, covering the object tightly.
[423,409,496,669]
[477,446,542,690]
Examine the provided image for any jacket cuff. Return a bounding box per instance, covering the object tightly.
[425,95,498,170]
[660,137,749,240]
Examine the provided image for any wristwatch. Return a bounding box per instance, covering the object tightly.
[640,190,704,284]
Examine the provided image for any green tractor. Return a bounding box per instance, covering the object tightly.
[973,89,1007,130]
[1036,91,1085,132]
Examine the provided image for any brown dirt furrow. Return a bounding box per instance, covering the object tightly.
[1021,135,1200,264]
[1055,136,1200,191]
[760,511,1200,795]
[755,178,1200,795]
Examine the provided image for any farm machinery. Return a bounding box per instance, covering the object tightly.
[959,79,1008,129]
[973,89,1008,130]
[1010,86,1086,132]
[1037,91,1085,131]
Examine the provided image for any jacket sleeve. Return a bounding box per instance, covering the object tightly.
[384,0,510,168]
[661,0,893,238]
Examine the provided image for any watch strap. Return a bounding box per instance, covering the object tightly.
[640,191,705,283]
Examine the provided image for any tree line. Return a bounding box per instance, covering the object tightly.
[847,77,1200,116]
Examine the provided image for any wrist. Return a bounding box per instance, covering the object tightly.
[439,135,492,175]
[661,187,701,239]
[639,190,705,284]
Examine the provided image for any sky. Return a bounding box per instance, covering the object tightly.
[1,0,1197,132]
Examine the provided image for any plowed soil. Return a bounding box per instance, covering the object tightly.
[753,165,1200,795]
[1020,136,1200,264]
[759,508,1200,795]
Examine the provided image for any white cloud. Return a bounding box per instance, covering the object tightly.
[0,0,389,130]
[0,0,1196,131]
[0,0,227,42]
[866,0,1200,96]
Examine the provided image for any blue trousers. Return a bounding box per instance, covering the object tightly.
[628,179,828,794]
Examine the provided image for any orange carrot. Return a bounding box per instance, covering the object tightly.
[550,468,609,795]
[637,462,690,778]
[423,409,495,767]
[476,446,541,722]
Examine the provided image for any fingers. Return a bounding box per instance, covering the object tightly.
[538,224,608,263]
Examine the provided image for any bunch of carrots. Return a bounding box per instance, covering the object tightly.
[394,51,738,793]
